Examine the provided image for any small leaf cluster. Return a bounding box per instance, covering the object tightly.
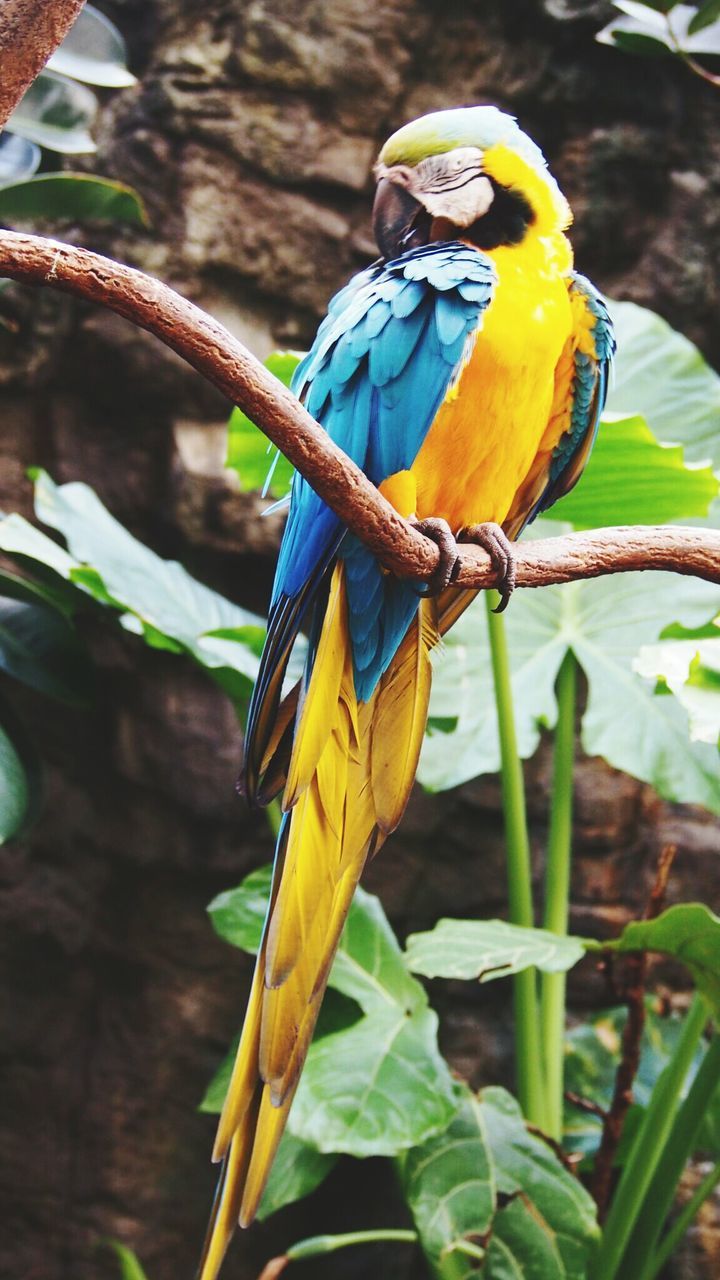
[0,5,145,236]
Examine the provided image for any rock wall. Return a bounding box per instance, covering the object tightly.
[1,2,719,1278]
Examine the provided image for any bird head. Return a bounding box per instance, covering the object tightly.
[373,106,571,261]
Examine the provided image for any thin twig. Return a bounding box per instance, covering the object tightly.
[564,1090,607,1120]
[1,230,720,593]
[0,0,87,129]
[590,845,679,1217]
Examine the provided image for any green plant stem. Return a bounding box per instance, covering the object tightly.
[591,994,709,1280]
[287,1229,418,1260]
[645,1162,720,1280]
[621,1030,720,1280]
[485,593,545,1129]
[541,648,577,1141]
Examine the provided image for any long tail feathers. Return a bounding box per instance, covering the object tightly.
[200,564,441,1280]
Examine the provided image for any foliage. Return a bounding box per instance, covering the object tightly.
[597,2,720,72]
[0,5,142,231]
[226,351,302,497]
[205,869,458,1160]
[400,1086,600,1280]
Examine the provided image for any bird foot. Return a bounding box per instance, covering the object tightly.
[458,522,517,612]
[408,517,462,596]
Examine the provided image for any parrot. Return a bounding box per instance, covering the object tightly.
[198,105,614,1279]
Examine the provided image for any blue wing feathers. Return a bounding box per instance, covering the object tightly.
[249,242,496,767]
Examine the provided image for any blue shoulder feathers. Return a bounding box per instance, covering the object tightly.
[247,242,496,770]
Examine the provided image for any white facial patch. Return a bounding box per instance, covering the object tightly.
[411,147,494,228]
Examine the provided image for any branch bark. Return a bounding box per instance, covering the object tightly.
[0,0,87,129]
[0,228,719,592]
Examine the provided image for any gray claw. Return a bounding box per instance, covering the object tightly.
[409,517,461,596]
[459,521,517,611]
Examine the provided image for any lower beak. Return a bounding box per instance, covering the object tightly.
[372,177,427,261]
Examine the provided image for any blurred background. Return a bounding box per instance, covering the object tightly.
[1,1,719,1277]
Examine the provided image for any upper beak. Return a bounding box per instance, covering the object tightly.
[372,174,427,261]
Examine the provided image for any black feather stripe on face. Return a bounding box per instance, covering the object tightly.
[463,179,535,250]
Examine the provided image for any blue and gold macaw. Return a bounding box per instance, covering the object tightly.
[199,106,614,1278]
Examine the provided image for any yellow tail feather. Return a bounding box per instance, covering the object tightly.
[199,564,441,1280]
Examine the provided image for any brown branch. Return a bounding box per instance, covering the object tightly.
[0,0,87,129]
[1,228,720,592]
[590,845,679,1218]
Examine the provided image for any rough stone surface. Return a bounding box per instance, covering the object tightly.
[1,2,719,1279]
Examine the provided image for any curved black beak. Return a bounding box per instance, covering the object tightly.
[372,176,429,261]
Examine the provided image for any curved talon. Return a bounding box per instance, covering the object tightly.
[409,516,462,596]
[459,521,517,612]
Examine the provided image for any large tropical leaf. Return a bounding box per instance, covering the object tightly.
[206,868,458,1157]
[400,1086,599,1280]
[420,566,720,812]
[605,300,720,471]
[548,415,717,530]
[635,634,720,745]
[0,476,269,706]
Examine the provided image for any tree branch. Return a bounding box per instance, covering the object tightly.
[0,0,87,129]
[0,228,719,592]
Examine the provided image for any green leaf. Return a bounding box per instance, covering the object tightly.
[225,351,303,497]
[0,719,29,843]
[0,567,76,616]
[103,1240,150,1280]
[606,301,720,471]
[688,0,720,34]
[6,70,97,155]
[0,174,148,227]
[258,1132,337,1221]
[635,636,720,744]
[46,4,137,88]
[208,866,458,1157]
[0,595,91,704]
[420,563,720,812]
[548,415,717,530]
[0,472,268,690]
[208,864,270,950]
[400,1086,599,1280]
[0,132,41,184]
[604,904,720,1015]
[405,918,587,983]
[597,26,672,55]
